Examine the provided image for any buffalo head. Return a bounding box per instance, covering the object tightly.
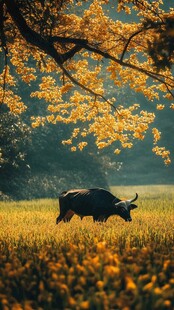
[114,193,138,222]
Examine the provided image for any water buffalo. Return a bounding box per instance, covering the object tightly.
[56,188,138,224]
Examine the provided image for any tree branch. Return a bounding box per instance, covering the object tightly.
[4,0,118,111]
[4,0,174,102]
[49,36,88,45]
[80,43,174,97]
[58,62,118,112]
[61,45,83,62]
[120,27,149,62]
[4,0,85,64]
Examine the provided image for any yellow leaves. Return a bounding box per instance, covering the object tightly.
[15,67,36,83]
[10,44,37,83]
[62,139,88,151]
[31,76,64,104]
[122,142,133,148]
[62,139,72,146]
[31,116,46,128]
[46,114,55,123]
[39,76,56,90]
[152,128,161,144]
[72,128,80,138]
[68,104,155,153]
[114,148,121,155]
[72,60,104,94]
[0,88,26,114]
[78,142,88,151]
[30,76,171,164]
[61,83,73,93]
[152,146,171,165]
[97,142,108,149]
[71,146,77,152]
[156,104,165,110]
[0,66,16,86]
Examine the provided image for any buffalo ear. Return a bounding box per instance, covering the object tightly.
[130,204,138,210]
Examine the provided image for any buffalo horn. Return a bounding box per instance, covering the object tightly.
[127,193,138,205]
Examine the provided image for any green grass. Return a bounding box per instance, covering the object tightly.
[0,185,174,309]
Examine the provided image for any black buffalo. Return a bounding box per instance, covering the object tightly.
[56,188,138,224]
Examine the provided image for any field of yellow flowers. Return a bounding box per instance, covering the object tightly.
[0,185,174,310]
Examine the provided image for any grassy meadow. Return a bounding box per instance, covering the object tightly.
[0,185,174,310]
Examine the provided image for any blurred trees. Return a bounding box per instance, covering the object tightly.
[0,107,31,199]
[0,105,109,200]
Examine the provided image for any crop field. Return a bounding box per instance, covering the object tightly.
[0,185,174,310]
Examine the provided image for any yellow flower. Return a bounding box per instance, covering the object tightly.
[125,276,137,291]
[154,287,162,295]
[96,280,104,290]
[11,304,23,310]
[163,260,171,271]
[1,298,8,305]
[162,284,170,291]
[39,281,44,291]
[151,275,157,283]
[68,297,76,307]
[96,241,106,252]
[51,273,58,280]
[79,276,86,286]
[163,300,171,308]
[143,282,153,292]
[104,265,120,277]
[80,301,90,309]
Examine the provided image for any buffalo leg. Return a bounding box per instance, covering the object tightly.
[56,198,69,224]
[93,215,109,222]
[99,215,109,222]
[93,214,102,222]
[56,212,67,224]
[63,210,75,223]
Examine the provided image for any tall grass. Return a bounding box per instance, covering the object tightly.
[0,186,173,309]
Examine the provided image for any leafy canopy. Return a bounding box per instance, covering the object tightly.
[0,0,174,164]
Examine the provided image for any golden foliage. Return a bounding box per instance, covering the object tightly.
[1,0,174,163]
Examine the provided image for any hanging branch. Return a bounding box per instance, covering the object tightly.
[4,0,174,103]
